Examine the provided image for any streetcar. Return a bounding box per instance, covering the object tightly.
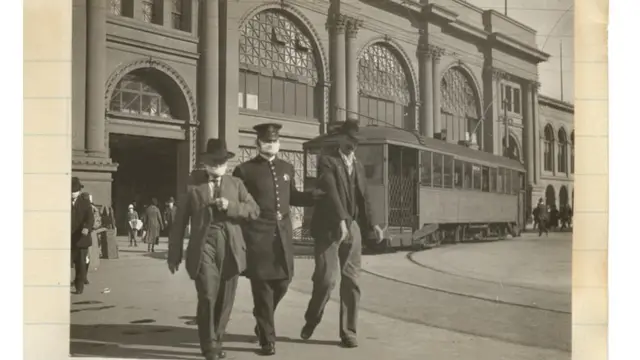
[301,123,526,251]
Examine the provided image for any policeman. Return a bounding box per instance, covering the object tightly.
[233,123,318,356]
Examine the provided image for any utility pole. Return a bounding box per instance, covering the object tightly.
[560,40,564,102]
[505,0,508,16]
[503,96,510,156]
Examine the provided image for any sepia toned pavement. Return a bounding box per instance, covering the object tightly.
[70,233,571,360]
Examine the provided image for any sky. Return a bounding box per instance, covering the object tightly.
[468,0,574,103]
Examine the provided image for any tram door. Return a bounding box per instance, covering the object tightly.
[388,145,418,232]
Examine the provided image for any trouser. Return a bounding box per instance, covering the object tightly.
[195,228,239,357]
[250,278,291,345]
[538,220,549,236]
[304,220,362,340]
[71,247,88,292]
[128,228,137,245]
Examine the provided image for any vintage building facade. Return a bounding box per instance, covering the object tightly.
[72,0,571,230]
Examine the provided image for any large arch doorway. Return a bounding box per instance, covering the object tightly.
[107,67,191,235]
[559,186,569,208]
[545,185,556,209]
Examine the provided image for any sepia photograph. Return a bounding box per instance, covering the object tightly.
[66,0,575,359]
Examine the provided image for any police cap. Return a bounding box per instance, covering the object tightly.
[253,122,282,142]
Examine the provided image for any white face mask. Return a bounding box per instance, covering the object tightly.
[168,203,174,208]
[210,164,227,177]
[72,191,81,199]
[259,141,280,156]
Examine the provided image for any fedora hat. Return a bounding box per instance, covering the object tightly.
[338,119,362,143]
[201,138,235,162]
[71,177,84,192]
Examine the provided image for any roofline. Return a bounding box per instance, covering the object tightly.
[539,95,575,113]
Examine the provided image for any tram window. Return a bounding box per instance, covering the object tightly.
[497,168,504,193]
[472,164,481,190]
[505,169,512,194]
[420,151,432,186]
[433,153,443,187]
[464,162,472,189]
[481,166,490,192]
[490,167,497,192]
[519,172,525,191]
[512,171,521,194]
[454,160,463,188]
[443,156,453,188]
[355,145,383,185]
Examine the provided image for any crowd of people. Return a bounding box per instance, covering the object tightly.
[532,198,573,236]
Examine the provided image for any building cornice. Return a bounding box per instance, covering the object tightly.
[539,95,575,114]
[490,33,550,63]
[485,9,537,34]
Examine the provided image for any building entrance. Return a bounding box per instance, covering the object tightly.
[110,134,179,235]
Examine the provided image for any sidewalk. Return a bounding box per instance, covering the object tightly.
[71,253,568,360]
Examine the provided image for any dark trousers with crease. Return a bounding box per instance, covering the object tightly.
[71,247,88,292]
[250,276,291,345]
[195,227,239,357]
[304,221,362,340]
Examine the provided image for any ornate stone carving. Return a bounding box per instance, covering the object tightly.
[346,17,363,39]
[326,13,347,33]
[429,45,445,62]
[190,126,198,171]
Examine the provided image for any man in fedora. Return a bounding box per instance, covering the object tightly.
[168,138,260,360]
[70,177,94,295]
[164,196,177,236]
[302,120,384,348]
[233,123,320,356]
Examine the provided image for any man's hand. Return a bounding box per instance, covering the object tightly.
[215,197,229,211]
[339,220,349,243]
[373,225,385,244]
[168,261,180,274]
[81,228,89,236]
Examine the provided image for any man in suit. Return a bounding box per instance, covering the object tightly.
[302,120,384,348]
[164,196,177,235]
[71,177,94,295]
[233,123,319,356]
[168,139,260,360]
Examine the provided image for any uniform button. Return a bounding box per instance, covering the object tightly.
[277,197,280,201]
[275,184,279,188]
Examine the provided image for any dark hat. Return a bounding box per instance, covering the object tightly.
[253,123,282,142]
[201,138,235,163]
[71,177,84,192]
[167,197,175,203]
[338,119,362,143]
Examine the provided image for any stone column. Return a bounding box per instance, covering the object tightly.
[491,69,504,155]
[198,0,219,151]
[418,43,433,137]
[532,81,541,184]
[524,82,535,186]
[345,18,362,123]
[329,14,347,122]
[85,0,107,154]
[431,46,445,137]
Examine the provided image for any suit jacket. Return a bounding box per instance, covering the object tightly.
[71,192,94,249]
[164,206,177,227]
[168,174,260,281]
[233,156,315,280]
[310,150,375,244]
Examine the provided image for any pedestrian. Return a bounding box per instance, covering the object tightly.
[301,120,384,348]
[167,138,260,360]
[127,204,140,247]
[164,196,177,236]
[142,198,164,252]
[70,177,94,295]
[232,123,320,356]
[536,198,549,237]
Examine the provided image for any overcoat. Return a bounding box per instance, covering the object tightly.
[71,192,94,249]
[233,156,314,280]
[142,205,164,242]
[168,174,260,280]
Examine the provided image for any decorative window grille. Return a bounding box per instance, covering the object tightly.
[171,0,184,30]
[141,0,155,23]
[543,125,555,172]
[440,67,481,146]
[358,43,411,129]
[109,74,173,119]
[557,128,568,173]
[109,0,122,16]
[239,10,319,119]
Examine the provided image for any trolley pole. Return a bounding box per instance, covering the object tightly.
[502,97,510,156]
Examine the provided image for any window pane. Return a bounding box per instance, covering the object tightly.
[464,162,472,189]
[238,71,246,108]
[284,81,296,115]
[481,166,490,192]
[454,160,463,188]
[386,101,394,127]
[395,103,403,128]
[307,86,314,118]
[355,145,384,185]
[505,169,512,194]
[433,154,443,187]
[421,151,431,187]
[271,78,284,113]
[377,101,386,124]
[512,170,520,194]
[258,75,271,111]
[490,167,497,192]
[245,73,259,110]
[359,96,369,119]
[443,155,453,188]
[472,164,481,190]
[497,168,503,193]
[514,88,521,113]
[368,98,378,120]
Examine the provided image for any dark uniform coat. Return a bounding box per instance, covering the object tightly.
[233,156,315,280]
[71,192,94,249]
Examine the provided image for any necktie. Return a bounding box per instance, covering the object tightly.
[210,178,221,200]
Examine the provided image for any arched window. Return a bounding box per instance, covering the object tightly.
[440,67,481,147]
[570,130,575,174]
[502,135,521,162]
[109,72,175,119]
[543,124,555,172]
[358,43,411,130]
[557,128,568,173]
[238,10,320,119]
[545,184,556,209]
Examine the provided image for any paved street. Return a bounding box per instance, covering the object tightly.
[71,233,571,360]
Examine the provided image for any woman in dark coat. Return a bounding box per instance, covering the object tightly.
[142,198,164,252]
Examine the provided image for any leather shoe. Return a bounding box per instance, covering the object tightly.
[340,337,358,348]
[217,350,226,359]
[260,342,276,356]
[300,323,315,340]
